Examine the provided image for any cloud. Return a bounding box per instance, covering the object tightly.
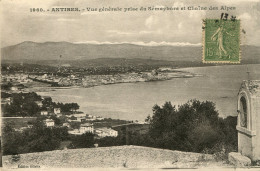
[74,41,201,46]
[107,30,135,35]
[1,0,260,47]
[108,29,163,36]
[139,30,162,34]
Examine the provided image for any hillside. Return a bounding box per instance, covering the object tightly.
[2,145,230,168]
[2,42,259,67]
[1,41,202,61]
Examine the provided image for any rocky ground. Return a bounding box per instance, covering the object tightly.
[3,145,232,169]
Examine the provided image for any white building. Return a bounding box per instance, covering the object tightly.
[35,101,43,107]
[54,108,61,114]
[62,123,70,128]
[71,113,87,117]
[77,117,86,122]
[95,127,118,138]
[1,97,12,105]
[56,113,63,117]
[10,87,18,91]
[68,119,81,122]
[85,116,95,121]
[79,123,94,134]
[68,130,84,135]
[44,119,55,127]
[42,74,48,79]
[68,123,94,135]
[40,111,48,116]
[96,116,104,121]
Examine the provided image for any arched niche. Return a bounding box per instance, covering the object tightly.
[239,96,247,128]
[237,91,251,131]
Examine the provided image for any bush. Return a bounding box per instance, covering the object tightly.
[68,133,95,149]
[144,100,238,156]
[2,122,69,155]
[188,120,221,152]
[96,136,124,147]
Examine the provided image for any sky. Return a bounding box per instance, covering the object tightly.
[1,0,260,47]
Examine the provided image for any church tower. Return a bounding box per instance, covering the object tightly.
[237,80,260,161]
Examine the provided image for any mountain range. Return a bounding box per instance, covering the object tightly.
[1,41,259,64]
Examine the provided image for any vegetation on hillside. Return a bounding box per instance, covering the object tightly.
[1,92,80,117]
[146,100,237,154]
[2,120,69,155]
[96,100,238,159]
[2,99,238,160]
[2,92,41,117]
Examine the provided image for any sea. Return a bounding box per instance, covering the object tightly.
[37,64,260,121]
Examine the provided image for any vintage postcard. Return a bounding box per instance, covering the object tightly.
[1,0,260,170]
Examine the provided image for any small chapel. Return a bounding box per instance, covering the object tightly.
[237,80,260,161]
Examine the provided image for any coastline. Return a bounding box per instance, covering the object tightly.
[24,71,199,92]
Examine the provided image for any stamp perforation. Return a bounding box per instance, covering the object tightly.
[202,18,241,64]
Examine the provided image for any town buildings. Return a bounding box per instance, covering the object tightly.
[68,123,94,135]
[54,108,61,115]
[44,119,55,127]
[79,123,94,134]
[95,127,118,138]
[40,111,48,116]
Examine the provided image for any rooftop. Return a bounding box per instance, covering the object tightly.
[96,127,116,131]
[81,123,93,127]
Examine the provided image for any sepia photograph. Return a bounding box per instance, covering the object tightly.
[0,0,260,169]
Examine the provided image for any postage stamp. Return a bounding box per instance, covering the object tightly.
[203,19,240,63]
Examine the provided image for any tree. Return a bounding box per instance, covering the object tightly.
[42,97,53,107]
[2,92,41,117]
[1,82,13,90]
[96,136,125,147]
[1,92,11,98]
[22,101,40,116]
[2,121,69,155]
[146,99,236,154]
[69,133,95,148]
[70,122,81,129]
[149,102,177,138]
[50,115,62,126]
[71,103,79,112]
[188,120,221,152]
[145,115,151,123]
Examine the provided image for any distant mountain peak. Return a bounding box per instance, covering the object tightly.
[1,41,259,63]
[74,41,202,47]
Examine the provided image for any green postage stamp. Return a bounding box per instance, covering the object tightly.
[203,19,240,63]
